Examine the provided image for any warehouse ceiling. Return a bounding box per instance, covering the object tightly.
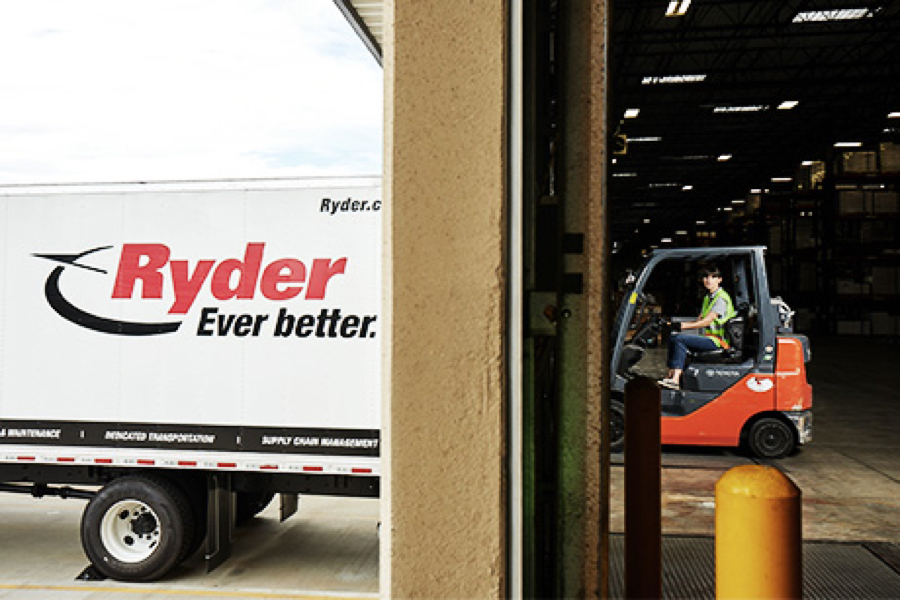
[610,0,900,255]
[335,1,900,256]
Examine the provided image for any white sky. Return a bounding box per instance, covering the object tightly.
[0,0,383,184]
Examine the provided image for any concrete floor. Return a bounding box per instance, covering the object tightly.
[1,335,897,597]
[0,495,379,598]
[612,335,900,543]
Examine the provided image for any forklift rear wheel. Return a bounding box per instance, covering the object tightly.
[747,418,795,459]
[81,475,195,581]
[610,399,625,453]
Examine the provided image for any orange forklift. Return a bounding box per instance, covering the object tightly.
[610,246,812,458]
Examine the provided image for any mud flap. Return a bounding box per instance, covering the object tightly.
[205,473,235,573]
[280,493,299,522]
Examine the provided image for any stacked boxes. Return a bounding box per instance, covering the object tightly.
[881,142,900,174]
[870,312,900,336]
[872,266,900,295]
[838,190,866,214]
[838,151,878,174]
[873,190,900,213]
[839,189,900,214]
[768,145,900,338]
[794,161,827,192]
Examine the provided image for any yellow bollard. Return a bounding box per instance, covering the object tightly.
[716,465,802,599]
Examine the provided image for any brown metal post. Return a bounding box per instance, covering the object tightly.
[624,376,662,599]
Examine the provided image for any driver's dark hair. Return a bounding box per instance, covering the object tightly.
[700,265,722,278]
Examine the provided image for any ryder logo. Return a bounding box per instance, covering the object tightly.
[35,243,356,338]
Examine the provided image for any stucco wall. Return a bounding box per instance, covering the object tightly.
[382,1,508,597]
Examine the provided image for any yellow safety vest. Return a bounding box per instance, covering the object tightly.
[701,288,735,348]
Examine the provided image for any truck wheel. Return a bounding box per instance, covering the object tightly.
[81,475,195,581]
[610,399,625,453]
[236,491,275,523]
[748,418,795,459]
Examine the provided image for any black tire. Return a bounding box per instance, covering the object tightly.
[610,399,625,453]
[748,417,795,459]
[81,475,195,582]
[235,491,275,523]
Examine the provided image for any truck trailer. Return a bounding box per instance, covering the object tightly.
[0,177,382,581]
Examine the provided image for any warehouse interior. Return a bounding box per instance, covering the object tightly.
[610,0,900,338]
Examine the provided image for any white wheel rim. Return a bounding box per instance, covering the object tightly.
[100,500,162,563]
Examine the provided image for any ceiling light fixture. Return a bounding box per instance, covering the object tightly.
[665,0,692,17]
[676,230,688,235]
[629,136,663,142]
[643,218,651,224]
[778,100,800,110]
[801,160,816,166]
[889,112,900,118]
[682,185,694,191]
[612,172,638,178]
[771,177,793,182]
[793,8,873,23]
[696,220,706,225]
[731,199,746,204]
[624,108,641,118]
[834,141,863,147]
[750,188,762,194]
[713,105,769,113]
[642,74,706,85]
[717,154,733,162]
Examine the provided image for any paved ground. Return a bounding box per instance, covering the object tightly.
[610,335,900,598]
[0,495,379,599]
[611,336,900,543]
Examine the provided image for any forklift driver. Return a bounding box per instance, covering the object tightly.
[659,265,736,390]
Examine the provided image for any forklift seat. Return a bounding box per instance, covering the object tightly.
[691,303,749,364]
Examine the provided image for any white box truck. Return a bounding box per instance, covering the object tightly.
[0,177,382,581]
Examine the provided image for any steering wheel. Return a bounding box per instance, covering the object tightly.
[629,314,665,348]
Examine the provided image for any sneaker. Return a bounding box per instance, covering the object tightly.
[658,378,679,390]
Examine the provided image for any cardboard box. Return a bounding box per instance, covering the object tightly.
[860,220,896,243]
[873,191,899,214]
[840,151,878,174]
[839,190,866,214]
[794,161,827,191]
[880,142,900,173]
[871,312,896,335]
[872,267,900,295]
[837,320,869,335]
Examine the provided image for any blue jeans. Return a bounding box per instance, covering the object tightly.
[667,333,719,370]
